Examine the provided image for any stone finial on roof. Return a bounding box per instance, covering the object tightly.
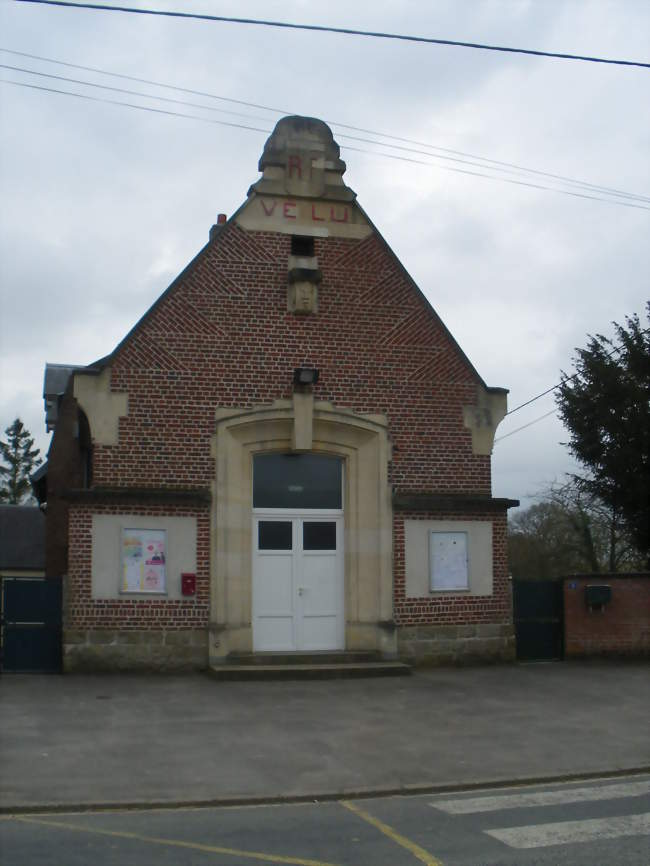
[249,115,355,202]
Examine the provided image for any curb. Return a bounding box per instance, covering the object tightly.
[2,766,649,816]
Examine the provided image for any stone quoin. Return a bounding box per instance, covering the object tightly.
[40,115,518,672]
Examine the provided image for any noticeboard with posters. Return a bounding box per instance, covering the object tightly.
[121,528,167,593]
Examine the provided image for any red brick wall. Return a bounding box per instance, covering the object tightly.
[564,575,650,657]
[394,511,511,627]
[66,504,210,631]
[55,223,509,634]
[94,227,490,495]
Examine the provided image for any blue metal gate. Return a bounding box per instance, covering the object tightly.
[1,576,62,673]
[513,580,564,661]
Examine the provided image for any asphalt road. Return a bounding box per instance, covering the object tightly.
[2,774,648,866]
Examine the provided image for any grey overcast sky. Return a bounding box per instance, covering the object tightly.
[0,0,648,510]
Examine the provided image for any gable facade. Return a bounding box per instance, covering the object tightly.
[44,116,517,671]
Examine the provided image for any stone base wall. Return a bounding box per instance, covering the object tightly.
[397,623,515,666]
[63,629,208,672]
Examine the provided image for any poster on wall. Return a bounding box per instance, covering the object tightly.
[121,529,167,593]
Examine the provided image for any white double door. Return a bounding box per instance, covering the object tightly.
[252,513,344,652]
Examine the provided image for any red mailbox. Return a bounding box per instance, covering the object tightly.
[181,573,196,596]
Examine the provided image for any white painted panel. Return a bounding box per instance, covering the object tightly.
[254,554,293,614]
[253,617,294,651]
[301,554,339,615]
[487,812,650,849]
[300,615,339,651]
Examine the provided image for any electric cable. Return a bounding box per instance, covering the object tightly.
[3,76,649,211]
[2,47,647,204]
[505,326,650,416]
[0,79,271,133]
[493,409,557,444]
[341,144,650,209]
[8,62,642,196]
[0,63,275,123]
[14,1,650,68]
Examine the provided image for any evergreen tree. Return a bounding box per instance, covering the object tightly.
[0,418,42,504]
[556,305,650,563]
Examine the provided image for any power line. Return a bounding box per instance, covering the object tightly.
[14,1,650,69]
[342,145,650,210]
[505,327,650,416]
[0,78,272,133]
[493,409,557,444]
[333,133,649,204]
[0,63,274,123]
[8,61,645,202]
[4,76,650,211]
[2,47,648,205]
[339,130,650,204]
[1,77,645,210]
[507,384,561,416]
[0,47,289,114]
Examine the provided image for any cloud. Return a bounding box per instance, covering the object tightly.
[1,0,648,509]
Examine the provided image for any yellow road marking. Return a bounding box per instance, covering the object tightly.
[12,815,343,866]
[340,799,444,866]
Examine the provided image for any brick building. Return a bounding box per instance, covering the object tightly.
[41,116,517,671]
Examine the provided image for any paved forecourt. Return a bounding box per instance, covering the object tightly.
[2,775,649,866]
[2,662,650,812]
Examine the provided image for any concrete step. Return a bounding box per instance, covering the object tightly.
[225,650,384,666]
[208,658,412,681]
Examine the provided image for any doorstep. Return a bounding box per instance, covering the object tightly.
[207,650,412,681]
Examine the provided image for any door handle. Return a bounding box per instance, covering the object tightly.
[297,587,305,596]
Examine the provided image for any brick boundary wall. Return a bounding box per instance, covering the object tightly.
[563,574,650,658]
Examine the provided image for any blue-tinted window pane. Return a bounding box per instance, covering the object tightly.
[258,521,292,550]
[253,454,342,509]
[303,522,336,550]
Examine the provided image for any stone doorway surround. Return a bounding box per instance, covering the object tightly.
[209,397,393,663]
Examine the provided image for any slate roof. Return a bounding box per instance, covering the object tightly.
[0,505,46,570]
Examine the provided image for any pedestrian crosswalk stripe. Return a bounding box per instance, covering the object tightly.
[430,780,650,814]
[486,812,650,849]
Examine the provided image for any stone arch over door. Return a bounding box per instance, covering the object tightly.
[209,400,393,662]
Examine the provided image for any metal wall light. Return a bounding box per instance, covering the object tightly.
[293,367,319,387]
